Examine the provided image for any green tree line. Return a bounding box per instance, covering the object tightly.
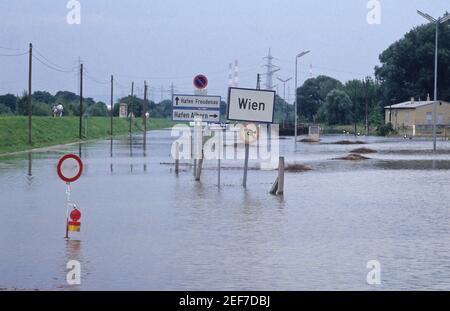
[296,19,450,127]
[0,90,173,118]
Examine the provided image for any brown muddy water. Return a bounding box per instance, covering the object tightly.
[0,130,449,290]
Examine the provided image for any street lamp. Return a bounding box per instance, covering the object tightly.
[417,10,450,151]
[294,50,310,143]
[277,77,292,126]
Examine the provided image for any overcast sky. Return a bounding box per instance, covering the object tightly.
[0,0,449,103]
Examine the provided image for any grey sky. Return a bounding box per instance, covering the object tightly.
[0,0,449,103]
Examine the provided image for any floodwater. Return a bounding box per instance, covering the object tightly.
[0,129,449,291]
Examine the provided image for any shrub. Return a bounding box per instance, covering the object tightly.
[377,122,395,136]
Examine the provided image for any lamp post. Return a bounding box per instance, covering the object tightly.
[294,50,310,143]
[277,77,292,126]
[417,10,450,151]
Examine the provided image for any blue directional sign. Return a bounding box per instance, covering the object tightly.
[172,94,221,123]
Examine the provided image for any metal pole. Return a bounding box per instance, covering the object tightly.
[242,142,249,188]
[79,64,83,139]
[110,75,114,136]
[432,21,438,151]
[129,81,134,134]
[28,43,32,145]
[294,57,298,143]
[143,81,148,137]
[283,81,286,125]
[65,183,71,239]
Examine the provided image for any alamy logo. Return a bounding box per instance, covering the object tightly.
[170,123,280,170]
[366,0,381,25]
[366,260,381,285]
[66,260,81,285]
[66,0,81,25]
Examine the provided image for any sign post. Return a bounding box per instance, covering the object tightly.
[57,154,83,239]
[227,87,275,188]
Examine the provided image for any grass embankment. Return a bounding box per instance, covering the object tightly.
[0,116,175,154]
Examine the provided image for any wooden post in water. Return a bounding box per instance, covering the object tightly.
[270,156,285,195]
[195,152,203,181]
[276,156,285,195]
[175,142,180,175]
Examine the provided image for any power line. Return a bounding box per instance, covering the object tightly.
[32,54,75,73]
[0,51,28,57]
[33,47,76,72]
[0,45,23,51]
[84,68,110,84]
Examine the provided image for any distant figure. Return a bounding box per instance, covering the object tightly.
[56,103,64,117]
[52,105,58,117]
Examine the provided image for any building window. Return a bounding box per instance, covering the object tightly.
[437,113,444,125]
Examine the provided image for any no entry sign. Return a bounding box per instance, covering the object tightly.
[57,154,83,183]
[193,74,208,90]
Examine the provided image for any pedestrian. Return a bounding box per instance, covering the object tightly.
[57,103,64,117]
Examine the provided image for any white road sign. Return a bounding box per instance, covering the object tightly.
[173,109,220,122]
[172,94,221,122]
[227,87,275,123]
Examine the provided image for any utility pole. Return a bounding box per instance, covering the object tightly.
[364,78,369,136]
[110,75,114,136]
[294,50,310,143]
[129,81,134,134]
[79,63,83,139]
[28,43,32,145]
[143,81,148,135]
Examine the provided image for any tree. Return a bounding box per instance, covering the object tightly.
[0,94,17,113]
[88,102,108,116]
[297,75,343,121]
[375,21,450,103]
[344,77,381,126]
[319,89,353,125]
[0,104,12,115]
[116,95,153,117]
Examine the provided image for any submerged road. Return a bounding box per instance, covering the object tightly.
[0,130,449,290]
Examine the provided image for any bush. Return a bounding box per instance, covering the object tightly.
[32,102,52,116]
[0,104,13,115]
[377,122,395,136]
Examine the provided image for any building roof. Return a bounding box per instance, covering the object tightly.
[384,100,449,109]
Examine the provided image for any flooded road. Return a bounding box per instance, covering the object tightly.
[0,130,449,290]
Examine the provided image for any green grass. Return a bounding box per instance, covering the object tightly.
[0,116,175,154]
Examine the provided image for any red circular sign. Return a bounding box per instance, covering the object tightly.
[57,154,83,183]
[193,74,208,90]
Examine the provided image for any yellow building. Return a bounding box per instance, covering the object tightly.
[384,99,450,136]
